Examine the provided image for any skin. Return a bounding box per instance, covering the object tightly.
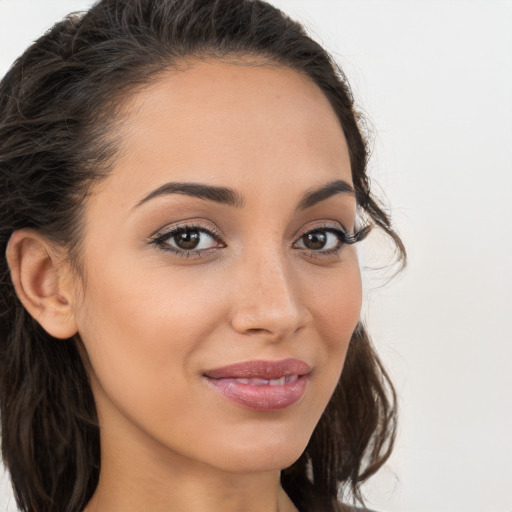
[9,59,363,512]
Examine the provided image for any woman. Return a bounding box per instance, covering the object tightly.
[0,1,406,511]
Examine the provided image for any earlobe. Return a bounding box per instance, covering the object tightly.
[6,229,78,339]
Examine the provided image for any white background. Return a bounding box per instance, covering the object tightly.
[1,1,511,511]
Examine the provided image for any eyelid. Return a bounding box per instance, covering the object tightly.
[292,218,346,235]
[148,219,224,241]
[292,224,343,249]
[147,220,226,256]
[296,219,369,237]
[291,221,345,244]
[292,221,370,251]
[146,218,370,258]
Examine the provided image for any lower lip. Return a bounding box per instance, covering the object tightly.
[204,375,309,412]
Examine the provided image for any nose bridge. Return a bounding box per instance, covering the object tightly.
[230,240,308,338]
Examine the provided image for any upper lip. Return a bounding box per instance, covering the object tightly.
[203,358,311,380]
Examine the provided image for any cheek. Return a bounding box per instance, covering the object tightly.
[309,253,362,346]
[72,259,212,416]
[76,271,210,370]
[74,273,221,454]
[73,243,362,468]
[305,252,362,396]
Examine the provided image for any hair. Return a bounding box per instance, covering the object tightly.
[0,1,406,511]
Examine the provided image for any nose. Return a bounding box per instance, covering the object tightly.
[229,251,311,340]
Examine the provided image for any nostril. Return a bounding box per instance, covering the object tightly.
[228,272,310,338]
[246,327,268,334]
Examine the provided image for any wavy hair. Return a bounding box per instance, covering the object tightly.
[0,1,406,511]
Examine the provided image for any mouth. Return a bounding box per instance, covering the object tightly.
[203,359,311,412]
[217,374,300,386]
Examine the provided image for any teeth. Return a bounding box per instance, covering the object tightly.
[249,378,270,385]
[232,375,299,386]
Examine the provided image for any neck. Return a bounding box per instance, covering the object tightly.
[86,464,290,512]
[84,411,297,512]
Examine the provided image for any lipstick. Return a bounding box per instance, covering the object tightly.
[203,359,310,412]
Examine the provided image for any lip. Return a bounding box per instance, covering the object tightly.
[203,359,311,412]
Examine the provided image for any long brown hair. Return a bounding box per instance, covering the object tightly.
[0,1,406,511]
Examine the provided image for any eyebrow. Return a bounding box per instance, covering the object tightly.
[297,179,355,210]
[132,182,245,210]
[132,179,354,211]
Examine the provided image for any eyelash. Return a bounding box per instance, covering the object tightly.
[295,223,370,258]
[148,223,224,258]
[148,222,370,259]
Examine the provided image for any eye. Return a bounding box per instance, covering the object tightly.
[150,225,223,255]
[295,228,344,252]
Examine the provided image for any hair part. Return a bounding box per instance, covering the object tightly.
[0,1,406,511]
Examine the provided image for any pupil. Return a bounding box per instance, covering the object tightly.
[305,231,326,250]
[175,230,200,250]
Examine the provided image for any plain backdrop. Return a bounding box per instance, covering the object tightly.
[1,1,511,511]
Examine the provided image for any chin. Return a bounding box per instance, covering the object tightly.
[204,426,312,474]
[218,450,305,475]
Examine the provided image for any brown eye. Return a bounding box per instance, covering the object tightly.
[295,228,344,252]
[173,229,201,250]
[153,226,221,254]
[303,231,328,250]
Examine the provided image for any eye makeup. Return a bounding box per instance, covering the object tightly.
[292,223,370,259]
[147,219,370,260]
[148,222,226,258]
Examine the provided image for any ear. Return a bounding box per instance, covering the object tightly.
[6,229,78,339]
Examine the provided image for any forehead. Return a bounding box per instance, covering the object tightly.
[94,58,352,210]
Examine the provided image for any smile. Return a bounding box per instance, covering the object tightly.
[203,359,310,412]
[223,375,299,386]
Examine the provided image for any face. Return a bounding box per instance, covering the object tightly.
[72,59,362,474]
